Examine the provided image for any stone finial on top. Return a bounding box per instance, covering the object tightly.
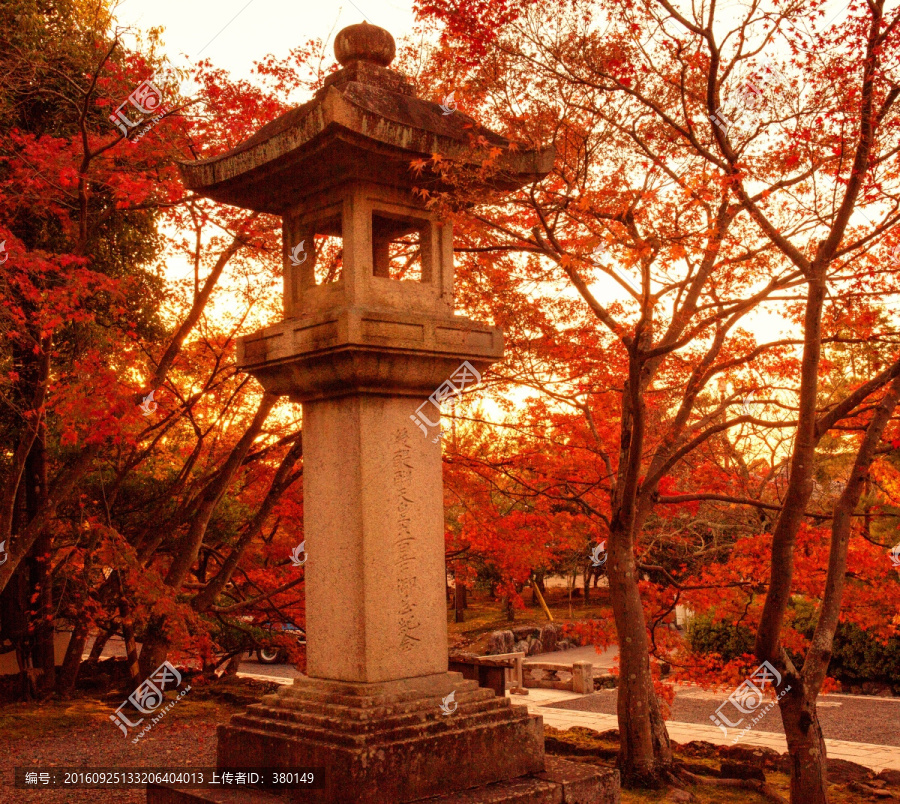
[335,21,396,67]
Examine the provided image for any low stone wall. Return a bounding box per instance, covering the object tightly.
[486,623,581,658]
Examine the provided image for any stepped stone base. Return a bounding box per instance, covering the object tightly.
[147,757,619,804]
[148,672,552,804]
[220,672,542,804]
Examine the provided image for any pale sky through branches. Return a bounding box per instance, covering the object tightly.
[113,0,417,83]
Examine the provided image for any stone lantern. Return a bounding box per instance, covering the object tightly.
[150,21,617,804]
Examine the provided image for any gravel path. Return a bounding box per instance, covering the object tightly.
[545,688,900,747]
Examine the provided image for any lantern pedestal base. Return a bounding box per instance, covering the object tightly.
[145,673,618,803]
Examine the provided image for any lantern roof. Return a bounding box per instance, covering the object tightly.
[178,22,554,213]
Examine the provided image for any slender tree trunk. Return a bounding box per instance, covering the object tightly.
[28,421,54,692]
[454,566,465,623]
[192,434,301,614]
[57,618,90,695]
[225,653,242,676]
[1,566,29,697]
[139,394,276,676]
[780,378,900,803]
[608,524,672,786]
[118,578,141,686]
[779,682,827,804]
[0,444,101,594]
[608,358,673,786]
[87,627,113,662]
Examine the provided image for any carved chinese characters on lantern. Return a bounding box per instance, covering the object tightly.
[392,428,421,652]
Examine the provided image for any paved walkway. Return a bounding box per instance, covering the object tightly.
[508,687,900,773]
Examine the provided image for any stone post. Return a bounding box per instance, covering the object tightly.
[304,396,447,682]
[572,661,594,694]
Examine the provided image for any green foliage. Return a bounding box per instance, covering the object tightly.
[789,598,900,688]
[686,615,754,661]
[690,601,900,688]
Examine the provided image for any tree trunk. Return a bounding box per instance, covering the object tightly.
[192,432,301,614]
[583,565,591,604]
[87,627,113,662]
[118,581,141,687]
[139,393,276,676]
[777,377,900,804]
[138,616,169,678]
[608,532,673,786]
[57,618,90,695]
[780,683,828,804]
[225,653,242,676]
[1,564,29,698]
[26,420,54,693]
[454,566,465,623]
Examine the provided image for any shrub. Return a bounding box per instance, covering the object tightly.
[688,601,900,689]
[686,615,754,662]
[788,598,900,688]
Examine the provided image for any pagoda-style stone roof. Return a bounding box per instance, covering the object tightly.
[178,22,554,213]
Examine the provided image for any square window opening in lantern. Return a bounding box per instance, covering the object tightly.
[371,213,425,283]
[313,234,344,285]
